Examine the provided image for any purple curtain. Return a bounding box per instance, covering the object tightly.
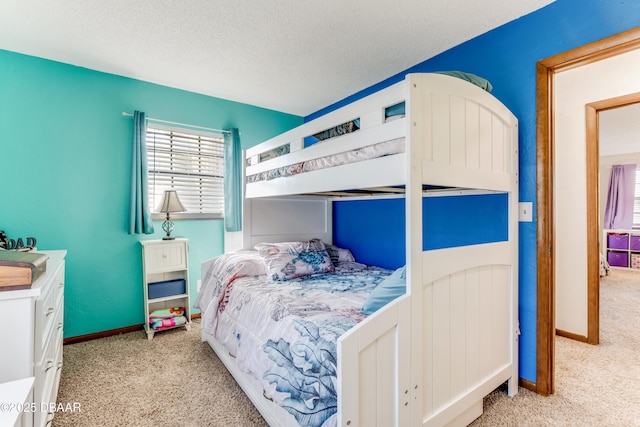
[603,164,636,229]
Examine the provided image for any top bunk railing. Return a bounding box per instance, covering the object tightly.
[246,117,406,176]
[245,80,406,169]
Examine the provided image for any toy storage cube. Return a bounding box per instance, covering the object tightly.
[608,251,628,268]
[630,235,640,251]
[631,254,640,269]
[607,233,629,250]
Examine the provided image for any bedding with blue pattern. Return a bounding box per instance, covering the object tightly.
[195,250,392,427]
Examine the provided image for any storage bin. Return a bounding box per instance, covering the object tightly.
[631,253,640,269]
[607,251,628,268]
[607,233,629,250]
[148,279,186,299]
[630,235,640,251]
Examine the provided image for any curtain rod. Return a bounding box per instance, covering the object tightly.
[122,112,230,134]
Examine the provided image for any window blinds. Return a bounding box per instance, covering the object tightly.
[147,127,224,218]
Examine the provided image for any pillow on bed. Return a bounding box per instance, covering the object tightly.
[224,251,267,277]
[255,238,334,281]
[324,243,356,265]
[361,266,406,315]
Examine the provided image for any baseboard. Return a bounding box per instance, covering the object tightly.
[63,324,144,345]
[63,313,201,345]
[556,329,588,343]
[519,377,536,392]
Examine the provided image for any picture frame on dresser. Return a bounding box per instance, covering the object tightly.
[0,250,66,427]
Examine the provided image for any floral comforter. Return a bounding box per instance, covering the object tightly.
[194,251,391,427]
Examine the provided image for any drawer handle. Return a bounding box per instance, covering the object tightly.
[57,322,63,330]
[46,307,55,316]
[45,359,55,372]
[58,281,64,288]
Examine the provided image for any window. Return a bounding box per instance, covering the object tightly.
[147,126,224,219]
[634,167,640,229]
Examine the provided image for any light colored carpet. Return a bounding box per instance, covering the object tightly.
[471,268,640,427]
[53,320,268,427]
[54,269,639,426]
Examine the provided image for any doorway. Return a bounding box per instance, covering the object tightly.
[536,26,640,396]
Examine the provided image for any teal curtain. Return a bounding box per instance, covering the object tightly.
[129,111,154,234]
[224,128,242,232]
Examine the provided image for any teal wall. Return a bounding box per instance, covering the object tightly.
[0,50,302,338]
[309,0,640,383]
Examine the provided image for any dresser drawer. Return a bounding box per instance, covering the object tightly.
[35,319,63,386]
[35,265,64,360]
[36,302,63,363]
[34,337,62,427]
[144,242,187,273]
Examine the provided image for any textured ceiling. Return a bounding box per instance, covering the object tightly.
[0,0,553,116]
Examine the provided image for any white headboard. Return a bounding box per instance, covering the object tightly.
[240,197,332,250]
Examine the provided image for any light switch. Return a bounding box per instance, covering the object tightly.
[519,202,533,222]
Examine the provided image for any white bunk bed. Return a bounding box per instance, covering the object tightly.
[199,72,519,427]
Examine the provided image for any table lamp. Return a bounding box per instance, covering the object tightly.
[158,189,186,240]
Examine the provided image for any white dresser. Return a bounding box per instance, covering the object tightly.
[0,250,66,427]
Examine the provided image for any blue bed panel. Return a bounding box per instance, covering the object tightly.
[333,198,405,270]
[333,193,508,270]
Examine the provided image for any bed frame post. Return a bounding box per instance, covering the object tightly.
[406,74,426,426]
[508,121,520,397]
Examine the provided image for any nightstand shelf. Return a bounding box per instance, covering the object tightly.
[141,239,191,340]
[148,293,189,304]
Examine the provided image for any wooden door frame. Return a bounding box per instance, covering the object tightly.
[585,91,640,339]
[536,26,640,396]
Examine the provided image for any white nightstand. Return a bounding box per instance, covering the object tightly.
[140,239,191,340]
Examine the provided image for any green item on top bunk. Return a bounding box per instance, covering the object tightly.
[436,71,493,92]
[383,71,492,120]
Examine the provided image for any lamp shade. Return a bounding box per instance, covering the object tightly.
[158,190,186,213]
